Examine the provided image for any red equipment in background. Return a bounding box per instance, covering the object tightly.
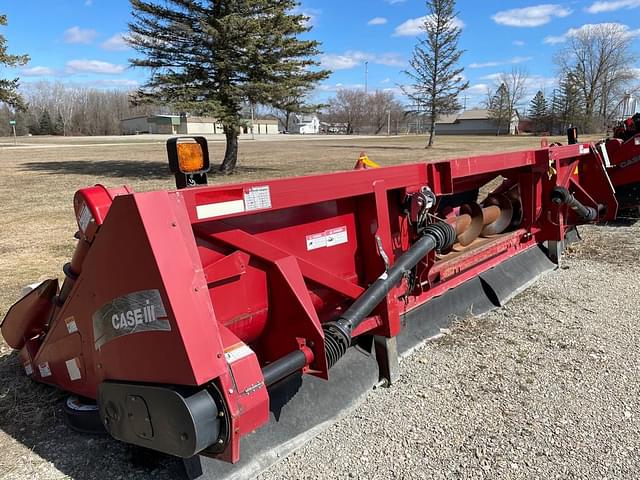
[1,137,618,478]
[599,121,640,210]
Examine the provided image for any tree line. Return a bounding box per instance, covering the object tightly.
[2,2,639,173]
[6,82,155,136]
[485,23,638,135]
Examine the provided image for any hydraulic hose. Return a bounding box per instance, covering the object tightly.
[551,187,602,222]
[323,222,456,369]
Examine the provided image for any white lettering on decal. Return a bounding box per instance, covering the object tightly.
[111,302,158,330]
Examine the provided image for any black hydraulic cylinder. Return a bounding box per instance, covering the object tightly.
[551,186,601,221]
[323,221,456,369]
[262,349,308,387]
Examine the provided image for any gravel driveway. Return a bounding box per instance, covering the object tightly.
[260,219,640,480]
[1,219,638,480]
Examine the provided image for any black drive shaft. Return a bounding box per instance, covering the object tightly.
[551,186,603,222]
[323,222,456,369]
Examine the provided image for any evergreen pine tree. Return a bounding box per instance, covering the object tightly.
[14,109,27,135]
[0,15,29,110]
[488,83,509,135]
[553,71,584,133]
[128,0,330,174]
[54,112,65,135]
[39,110,53,135]
[529,90,548,134]
[0,104,11,136]
[402,0,468,147]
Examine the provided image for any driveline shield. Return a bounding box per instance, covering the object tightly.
[92,289,170,349]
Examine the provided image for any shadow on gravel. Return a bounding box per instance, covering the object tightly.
[0,351,182,479]
[20,160,279,180]
[604,209,640,227]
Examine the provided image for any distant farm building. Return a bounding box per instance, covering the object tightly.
[120,115,279,135]
[289,114,320,134]
[435,109,519,135]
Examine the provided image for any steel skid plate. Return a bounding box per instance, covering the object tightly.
[192,246,556,479]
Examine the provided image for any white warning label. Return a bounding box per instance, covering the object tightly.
[65,316,78,334]
[306,232,327,251]
[24,363,33,376]
[65,358,82,381]
[243,186,272,211]
[38,362,51,378]
[78,203,93,232]
[326,227,348,247]
[306,226,348,251]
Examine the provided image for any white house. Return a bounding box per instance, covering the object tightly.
[290,114,320,134]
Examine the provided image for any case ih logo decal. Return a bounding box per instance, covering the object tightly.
[620,155,640,169]
[92,289,170,349]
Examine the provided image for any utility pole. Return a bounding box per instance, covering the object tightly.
[364,61,368,95]
[387,110,391,136]
[463,95,468,111]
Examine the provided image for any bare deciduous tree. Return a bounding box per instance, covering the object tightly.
[20,81,156,136]
[325,89,368,134]
[367,90,405,134]
[555,23,638,131]
[323,89,406,135]
[499,67,528,133]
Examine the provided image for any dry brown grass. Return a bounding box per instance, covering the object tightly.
[0,133,598,479]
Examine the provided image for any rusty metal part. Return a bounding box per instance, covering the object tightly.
[481,194,514,236]
[507,189,523,229]
[456,203,484,246]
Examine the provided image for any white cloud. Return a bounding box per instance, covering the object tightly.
[64,26,99,44]
[375,53,405,67]
[394,15,464,36]
[469,56,533,69]
[317,83,365,93]
[385,0,407,4]
[543,34,567,44]
[543,22,640,44]
[469,61,500,69]
[294,7,321,27]
[368,17,388,26]
[492,4,572,27]
[21,66,55,76]
[101,33,130,51]
[524,75,558,91]
[586,0,640,13]
[66,59,126,74]
[84,0,93,5]
[91,79,140,88]
[467,83,490,94]
[480,73,502,81]
[320,51,404,70]
[513,40,526,46]
[381,78,391,84]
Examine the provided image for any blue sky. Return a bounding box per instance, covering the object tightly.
[2,0,640,108]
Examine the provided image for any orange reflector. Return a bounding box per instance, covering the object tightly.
[177,142,205,173]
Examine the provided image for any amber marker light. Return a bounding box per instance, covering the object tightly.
[177,141,205,173]
[166,136,211,189]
